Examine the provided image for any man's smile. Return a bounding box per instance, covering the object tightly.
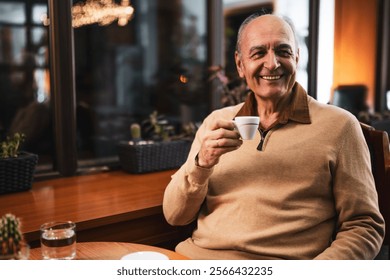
[260,75,282,80]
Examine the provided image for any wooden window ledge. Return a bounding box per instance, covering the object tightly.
[0,170,185,248]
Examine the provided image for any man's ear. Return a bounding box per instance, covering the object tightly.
[235,51,245,78]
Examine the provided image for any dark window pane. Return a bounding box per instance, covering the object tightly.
[0,1,53,173]
[0,26,25,65]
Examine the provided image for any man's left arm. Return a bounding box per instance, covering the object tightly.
[315,119,385,260]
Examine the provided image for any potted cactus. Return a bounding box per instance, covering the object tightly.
[0,133,38,195]
[0,213,29,259]
[117,111,196,173]
[130,123,142,144]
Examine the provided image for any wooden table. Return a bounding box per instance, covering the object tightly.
[29,242,189,260]
[0,170,188,249]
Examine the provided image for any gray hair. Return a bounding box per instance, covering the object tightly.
[235,13,299,55]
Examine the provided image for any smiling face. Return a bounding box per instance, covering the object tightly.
[235,15,299,102]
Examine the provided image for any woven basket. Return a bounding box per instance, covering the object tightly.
[117,140,191,173]
[0,152,38,195]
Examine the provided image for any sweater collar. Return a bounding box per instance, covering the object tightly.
[235,82,311,125]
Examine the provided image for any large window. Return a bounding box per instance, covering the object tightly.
[0,0,211,177]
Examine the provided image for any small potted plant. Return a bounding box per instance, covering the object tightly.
[0,213,29,260]
[117,111,197,173]
[0,133,38,195]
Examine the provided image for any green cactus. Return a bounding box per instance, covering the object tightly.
[0,213,23,256]
[130,123,141,140]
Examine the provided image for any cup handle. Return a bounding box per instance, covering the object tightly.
[232,120,240,133]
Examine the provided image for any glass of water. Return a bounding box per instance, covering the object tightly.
[40,221,76,260]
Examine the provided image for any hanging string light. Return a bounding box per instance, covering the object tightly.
[72,0,134,28]
[40,0,134,28]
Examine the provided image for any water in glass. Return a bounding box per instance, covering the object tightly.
[40,222,76,260]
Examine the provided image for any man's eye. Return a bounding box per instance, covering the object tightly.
[251,51,266,59]
[277,50,293,57]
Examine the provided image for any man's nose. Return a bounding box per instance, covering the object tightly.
[264,52,280,70]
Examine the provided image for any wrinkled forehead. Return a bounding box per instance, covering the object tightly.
[242,15,296,50]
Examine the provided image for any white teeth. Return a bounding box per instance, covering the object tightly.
[262,75,281,80]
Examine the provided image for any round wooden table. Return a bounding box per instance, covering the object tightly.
[29,242,189,260]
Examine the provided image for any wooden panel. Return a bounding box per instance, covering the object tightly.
[333,0,378,108]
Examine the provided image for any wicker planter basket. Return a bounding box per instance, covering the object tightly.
[0,152,38,195]
[117,140,191,174]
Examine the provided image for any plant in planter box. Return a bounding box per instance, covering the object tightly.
[0,133,38,195]
[118,111,197,174]
[1,132,25,158]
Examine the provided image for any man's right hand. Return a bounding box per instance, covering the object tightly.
[196,119,242,168]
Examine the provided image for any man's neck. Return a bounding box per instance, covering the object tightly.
[256,94,291,130]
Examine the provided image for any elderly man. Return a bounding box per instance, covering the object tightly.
[163,13,385,259]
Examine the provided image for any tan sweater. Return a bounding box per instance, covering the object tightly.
[163,83,385,259]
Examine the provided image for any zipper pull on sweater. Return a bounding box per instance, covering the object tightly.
[257,129,268,151]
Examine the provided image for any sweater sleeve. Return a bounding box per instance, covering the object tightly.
[314,118,385,260]
[162,117,214,226]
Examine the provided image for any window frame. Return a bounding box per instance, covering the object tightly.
[48,0,77,176]
[375,0,390,112]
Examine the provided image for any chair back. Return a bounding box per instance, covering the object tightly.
[332,85,368,116]
[360,122,390,256]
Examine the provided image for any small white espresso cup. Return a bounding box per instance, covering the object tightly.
[233,116,260,140]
